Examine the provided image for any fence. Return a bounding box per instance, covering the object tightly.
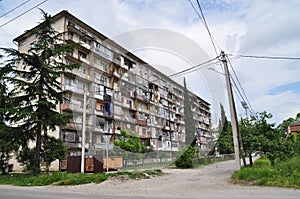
[121,157,175,170]
[193,154,235,167]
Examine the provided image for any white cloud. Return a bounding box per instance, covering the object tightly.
[1,0,299,124]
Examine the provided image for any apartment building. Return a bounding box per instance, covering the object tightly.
[13,10,212,168]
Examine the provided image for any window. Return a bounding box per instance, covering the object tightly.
[96,101,104,111]
[30,42,36,49]
[77,81,86,90]
[78,67,86,74]
[78,51,87,59]
[114,105,122,115]
[65,77,72,85]
[93,83,104,95]
[63,131,76,142]
[68,32,74,40]
[94,42,113,60]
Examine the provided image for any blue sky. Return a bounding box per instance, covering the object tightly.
[268,81,300,96]
[1,0,300,125]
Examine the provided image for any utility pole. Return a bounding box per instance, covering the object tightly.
[221,51,241,170]
[81,91,87,173]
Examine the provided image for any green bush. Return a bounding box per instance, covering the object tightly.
[175,146,196,168]
[253,158,271,168]
[232,156,300,188]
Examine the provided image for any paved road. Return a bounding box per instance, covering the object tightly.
[0,160,299,199]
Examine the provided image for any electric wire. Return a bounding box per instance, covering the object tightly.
[188,0,224,76]
[228,54,300,60]
[188,0,220,56]
[207,59,256,117]
[226,56,256,117]
[0,0,48,28]
[196,0,221,55]
[0,0,31,18]
[167,56,220,79]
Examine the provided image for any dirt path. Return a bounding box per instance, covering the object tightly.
[36,160,300,199]
[2,159,299,199]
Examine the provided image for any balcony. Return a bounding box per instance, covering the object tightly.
[138,120,147,126]
[78,143,90,149]
[121,63,129,70]
[79,57,90,65]
[93,48,113,61]
[61,103,83,113]
[63,84,84,94]
[94,109,104,116]
[94,144,102,149]
[93,93,104,100]
[114,115,122,120]
[94,126,104,132]
[80,42,91,50]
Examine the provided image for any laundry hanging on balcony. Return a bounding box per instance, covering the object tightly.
[105,102,111,115]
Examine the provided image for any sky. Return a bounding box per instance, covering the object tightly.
[0,0,300,126]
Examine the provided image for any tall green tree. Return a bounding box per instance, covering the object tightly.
[0,66,22,174]
[277,117,295,134]
[251,112,294,166]
[183,78,196,146]
[216,121,234,154]
[239,116,259,166]
[0,10,79,174]
[216,104,234,154]
[174,78,197,169]
[218,103,228,135]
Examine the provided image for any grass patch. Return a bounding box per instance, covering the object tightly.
[232,156,300,189]
[0,169,163,186]
[109,169,163,180]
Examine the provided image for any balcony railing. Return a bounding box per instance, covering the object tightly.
[63,84,84,94]
[93,48,113,61]
[80,42,91,50]
[61,103,83,112]
[79,57,90,65]
[137,120,147,126]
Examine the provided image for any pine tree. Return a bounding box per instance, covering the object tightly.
[0,10,79,174]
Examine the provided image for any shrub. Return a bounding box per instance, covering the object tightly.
[175,146,196,168]
[253,158,271,168]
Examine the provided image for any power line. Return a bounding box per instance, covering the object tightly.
[226,56,256,116]
[209,62,256,117]
[228,54,300,60]
[188,0,221,56]
[196,0,220,55]
[0,0,31,18]
[168,56,220,79]
[0,0,48,28]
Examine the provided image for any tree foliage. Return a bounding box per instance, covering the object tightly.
[41,135,67,172]
[215,104,234,154]
[114,130,152,153]
[0,10,79,174]
[183,78,196,146]
[241,112,295,166]
[175,146,196,168]
[16,135,67,173]
[0,69,22,174]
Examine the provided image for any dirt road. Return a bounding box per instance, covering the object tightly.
[1,160,299,199]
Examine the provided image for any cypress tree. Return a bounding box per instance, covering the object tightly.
[183,78,196,146]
